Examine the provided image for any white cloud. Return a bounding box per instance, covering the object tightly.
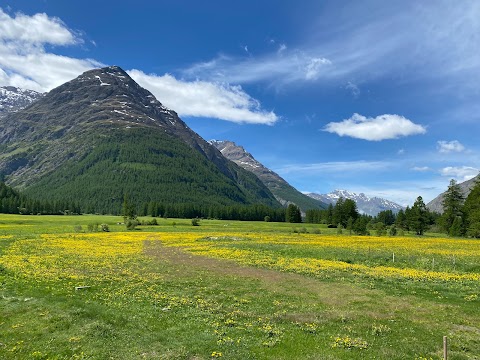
[305,57,331,80]
[278,43,287,53]
[276,160,390,175]
[437,140,465,153]
[323,113,426,141]
[182,51,333,86]
[411,166,431,172]
[440,166,478,182]
[0,9,77,45]
[0,8,101,91]
[345,81,360,98]
[128,69,278,125]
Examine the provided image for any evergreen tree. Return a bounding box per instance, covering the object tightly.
[409,196,429,235]
[440,179,465,235]
[285,204,302,223]
[326,204,333,224]
[463,177,480,238]
[449,216,464,237]
[121,194,137,221]
[377,210,395,226]
[395,209,407,229]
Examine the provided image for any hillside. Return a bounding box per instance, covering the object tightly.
[427,175,479,213]
[307,189,404,216]
[0,66,280,214]
[210,140,327,212]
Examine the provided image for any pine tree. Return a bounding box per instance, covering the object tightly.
[285,204,302,223]
[409,196,429,235]
[463,177,480,238]
[440,179,464,235]
[395,209,407,229]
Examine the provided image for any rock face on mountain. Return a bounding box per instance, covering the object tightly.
[210,140,327,212]
[427,175,479,214]
[0,86,42,116]
[306,189,404,216]
[0,66,280,213]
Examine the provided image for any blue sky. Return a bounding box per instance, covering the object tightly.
[1,0,480,206]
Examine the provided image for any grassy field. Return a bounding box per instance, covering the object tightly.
[1,214,479,359]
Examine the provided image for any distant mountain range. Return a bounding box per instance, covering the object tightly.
[210,140,327,212]
[306,189,404,216]
[0,86,42,117]
[0,66,280,214]
[427,175,479,213]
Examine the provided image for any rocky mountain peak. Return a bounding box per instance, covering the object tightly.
[210,139,327,211]
[0,86,42,116]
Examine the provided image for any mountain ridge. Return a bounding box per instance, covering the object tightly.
[306,189,404,216]
[210,140,327,212]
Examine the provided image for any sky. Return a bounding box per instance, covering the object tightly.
[1,0,480,206]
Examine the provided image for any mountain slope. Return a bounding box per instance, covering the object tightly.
[427,175,479,213]
[0,66,280,213]
[307,189,404,216]
[210,140,327,212]
[0,86,42,117]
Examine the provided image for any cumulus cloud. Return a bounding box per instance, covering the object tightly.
[0,8,101,91]
[128,70,278,125]
[323,113,426,141]
[0,8,77,45]
[437,140,465,153]
[440,166,478,182]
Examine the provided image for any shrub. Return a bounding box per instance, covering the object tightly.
[87,223,99,232]
[126,219,139,230]
[191,218,200,226]
[337,223,343,235]
[264,216,271,222]
[100,223,109,232]
[73,225,83,233]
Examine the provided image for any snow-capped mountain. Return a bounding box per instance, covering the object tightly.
[306,189,404,216]
[0,86,42,116]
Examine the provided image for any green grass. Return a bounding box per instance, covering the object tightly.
[1,214,479,359]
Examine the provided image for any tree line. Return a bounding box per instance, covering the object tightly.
[305,195,439,236]
[439,178,480,237]
[0,182,82,215]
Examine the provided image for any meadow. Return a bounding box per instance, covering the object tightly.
[0,214,479,359]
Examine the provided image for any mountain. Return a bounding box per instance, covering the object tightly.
[0,86,42,116]
[427,175,479,213]
[306,189,404,216]
[210,140,327,212]
[0,66,280,214]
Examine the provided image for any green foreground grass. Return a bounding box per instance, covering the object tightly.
[1,214,479,360]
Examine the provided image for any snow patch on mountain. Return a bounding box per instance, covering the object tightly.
[0,86,43,116]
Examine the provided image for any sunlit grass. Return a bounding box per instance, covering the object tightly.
[0,214,479,359]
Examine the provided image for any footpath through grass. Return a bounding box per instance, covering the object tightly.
[0,214,479,359]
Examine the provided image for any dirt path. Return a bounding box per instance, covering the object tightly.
[143,239,410,318]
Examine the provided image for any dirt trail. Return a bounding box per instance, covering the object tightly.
[143,239,396,313]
